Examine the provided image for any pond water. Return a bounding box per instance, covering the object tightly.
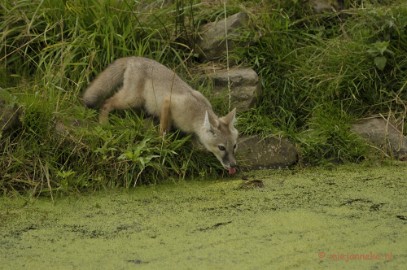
[1,163,406,269]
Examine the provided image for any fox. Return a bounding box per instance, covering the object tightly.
[83,56,238,174]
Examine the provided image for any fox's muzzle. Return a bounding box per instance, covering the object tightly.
[221,153,237,175]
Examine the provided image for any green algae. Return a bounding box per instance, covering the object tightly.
[1,163,406,269]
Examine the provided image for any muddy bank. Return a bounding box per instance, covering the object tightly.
[1,163,406,269]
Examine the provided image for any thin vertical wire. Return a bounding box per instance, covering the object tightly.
[223,0,231,111]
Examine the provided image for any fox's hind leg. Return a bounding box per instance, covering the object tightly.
[99,66,145,124]
[98,89,123,124]
[159,96,171,136]
[99,86,145,124]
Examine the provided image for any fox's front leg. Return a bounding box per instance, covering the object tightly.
[160,97,172,136]
[99,100,113,124]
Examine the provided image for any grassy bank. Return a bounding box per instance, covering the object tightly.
[1,0,407,193]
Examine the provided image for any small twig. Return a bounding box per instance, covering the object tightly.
[40,160,54,203]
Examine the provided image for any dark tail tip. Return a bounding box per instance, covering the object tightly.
[82,98,97,109]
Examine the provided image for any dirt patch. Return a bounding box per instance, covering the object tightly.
[1,162,406,269]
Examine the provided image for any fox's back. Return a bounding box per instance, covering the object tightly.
[127,57,194,95]
[127,57,212,128]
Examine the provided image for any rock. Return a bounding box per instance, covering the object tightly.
[197,12,249,61]
[203,67,261,111]
[0,98,21,135]
[310,0,343,13]
[351,117,407,160]
[237,135,298,169]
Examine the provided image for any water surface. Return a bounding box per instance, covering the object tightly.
[1,163,406,269]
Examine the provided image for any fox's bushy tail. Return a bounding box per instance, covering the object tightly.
[82,58,127,108]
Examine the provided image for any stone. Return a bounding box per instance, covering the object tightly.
[237,135,298,169]
[310,0,343,13]
[0,98,21,135]
[197,12,249,61]
[204,67,261,111]
[351,117,407,160]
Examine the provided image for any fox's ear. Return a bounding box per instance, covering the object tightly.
[222,108,237,126]
[203,111,212,131]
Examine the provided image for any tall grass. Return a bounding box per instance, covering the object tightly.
[1,0,202,92]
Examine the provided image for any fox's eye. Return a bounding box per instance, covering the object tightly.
[218,145,226,151]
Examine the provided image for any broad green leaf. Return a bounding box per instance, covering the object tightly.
[374,56,387,71]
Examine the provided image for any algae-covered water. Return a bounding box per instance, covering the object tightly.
[1,163,406,269]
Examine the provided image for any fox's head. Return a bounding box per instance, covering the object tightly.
[199,108,238,175]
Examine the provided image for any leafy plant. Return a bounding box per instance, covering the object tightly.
[367,41,393,71]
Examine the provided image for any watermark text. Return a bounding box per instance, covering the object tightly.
[318,251,393,262]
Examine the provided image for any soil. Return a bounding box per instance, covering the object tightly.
[1,162,406,269]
